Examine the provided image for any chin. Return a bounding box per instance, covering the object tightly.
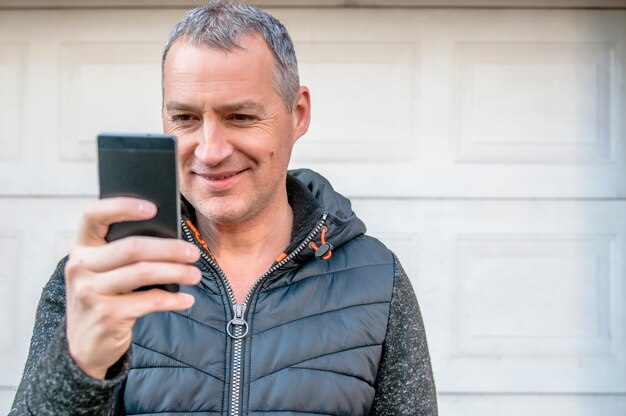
[195,199,257,225]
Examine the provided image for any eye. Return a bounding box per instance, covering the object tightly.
[172,114,194,122]
[229,114,256,122]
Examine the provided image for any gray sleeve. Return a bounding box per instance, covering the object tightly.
[370,255,438,416]
[9,257,130,416]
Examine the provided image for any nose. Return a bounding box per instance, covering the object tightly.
[194,119,234,166]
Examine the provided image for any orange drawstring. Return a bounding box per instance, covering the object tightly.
[185,219,210,253]
[188,218,333,262]
[309,226,333,260]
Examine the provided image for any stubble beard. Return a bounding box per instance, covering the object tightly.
[193,187,279,227]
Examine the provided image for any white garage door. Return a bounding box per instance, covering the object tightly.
[0,2,624,414]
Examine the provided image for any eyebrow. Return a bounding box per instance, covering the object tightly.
[219,100,265,113]
[164,100,265,113]
[164,101,197,112]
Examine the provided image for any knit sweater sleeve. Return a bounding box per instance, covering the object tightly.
[370,255,438,415]
[9,257,130,416]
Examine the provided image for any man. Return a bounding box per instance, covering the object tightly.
[10,2,437,415]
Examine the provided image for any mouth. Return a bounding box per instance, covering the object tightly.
[201,170,244,180]
[194,169,247,191]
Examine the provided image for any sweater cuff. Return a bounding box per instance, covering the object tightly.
[26,320,130,415]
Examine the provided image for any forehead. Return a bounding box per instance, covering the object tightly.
[163,34,275,87]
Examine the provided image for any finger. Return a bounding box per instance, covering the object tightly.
[96,262,202,294]
[70,237,200,273]
[119,290,196,318]
[74,198,157,247]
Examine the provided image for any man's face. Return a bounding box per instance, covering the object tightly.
[162,35,310,226]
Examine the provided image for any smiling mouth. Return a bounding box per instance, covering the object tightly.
[207,172,239,180]
[197,169,245,180]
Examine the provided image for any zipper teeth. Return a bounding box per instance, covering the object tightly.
[181,219,237,304]
[230,326,243,415]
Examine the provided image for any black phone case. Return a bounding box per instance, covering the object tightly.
[98,133,181,293]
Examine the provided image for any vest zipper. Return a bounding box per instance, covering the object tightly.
[181,212,328,416]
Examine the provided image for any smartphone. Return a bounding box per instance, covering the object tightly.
[97,132,181,292]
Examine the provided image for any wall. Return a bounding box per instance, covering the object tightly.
[0,2,624,414]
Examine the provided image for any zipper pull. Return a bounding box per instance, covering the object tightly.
[309,226,333,260]
[227,303,249,340]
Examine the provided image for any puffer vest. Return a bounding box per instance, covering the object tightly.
[118,220,394,416]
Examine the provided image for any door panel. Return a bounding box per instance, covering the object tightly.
[0,198,87,388]
[354,198,626,393]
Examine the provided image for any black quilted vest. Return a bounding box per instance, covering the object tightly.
[117,170,395,416]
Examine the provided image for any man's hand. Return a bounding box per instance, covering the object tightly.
[64,197,201,379]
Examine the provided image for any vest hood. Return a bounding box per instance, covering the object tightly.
[287,168,366,255]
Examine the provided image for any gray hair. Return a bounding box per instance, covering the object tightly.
[162,1,300,112]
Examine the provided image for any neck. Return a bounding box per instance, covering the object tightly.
[195,192,294,303]
[196,194,293,264]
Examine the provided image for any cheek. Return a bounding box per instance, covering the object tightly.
[176,137,197,161]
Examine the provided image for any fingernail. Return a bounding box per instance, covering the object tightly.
[187,246,200,260]
[139,201,157,214]
[182,293,195,307]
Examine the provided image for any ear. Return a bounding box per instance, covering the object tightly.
[291,86,311,143]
